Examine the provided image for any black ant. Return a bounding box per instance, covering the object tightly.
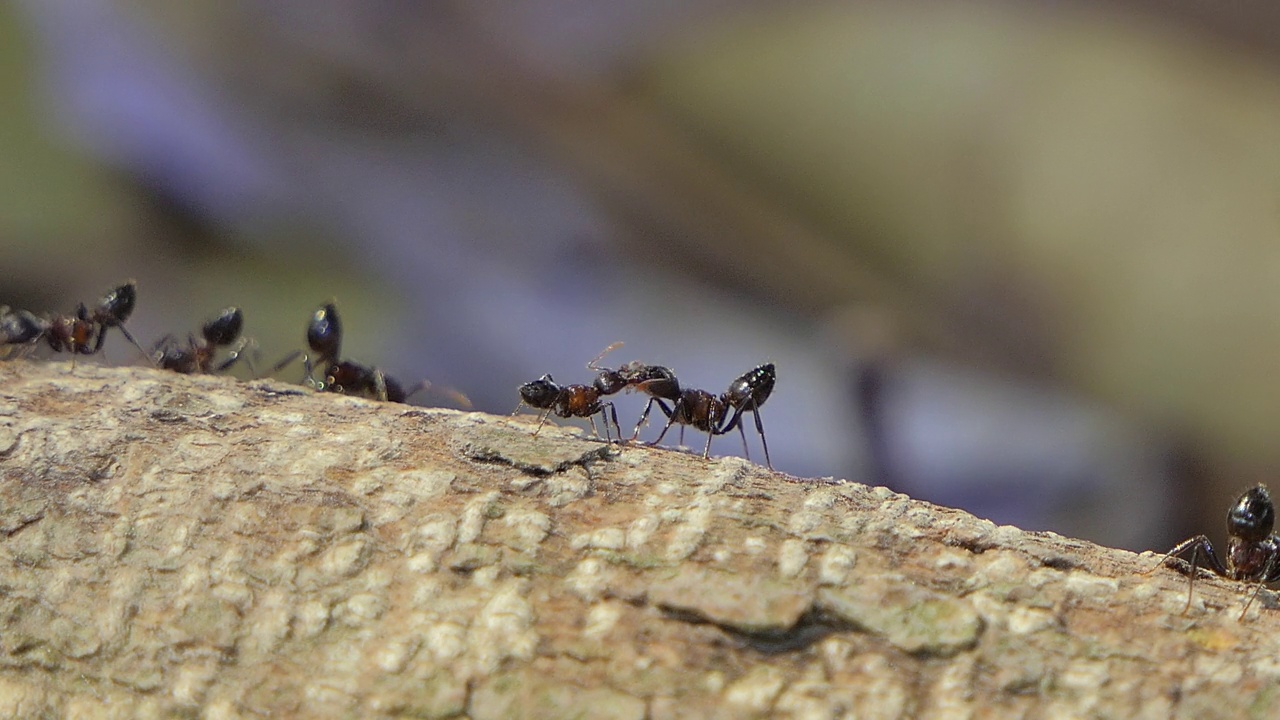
[301,302,415,402]
[154,307,254,374]
[276,302,464,405]
[514,344,624,441]
[1146,484,1280,619]
[0,282,152,365]
[647,363,776,469]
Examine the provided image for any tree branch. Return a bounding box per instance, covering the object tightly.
[0,360,1270,718]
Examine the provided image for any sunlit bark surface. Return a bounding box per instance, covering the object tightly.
[0,360,1271,719]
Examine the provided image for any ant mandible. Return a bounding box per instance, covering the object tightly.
[154,307,254,374]
[1,282,152,365]
[1146,484,1280,619]
[514,343,624,442]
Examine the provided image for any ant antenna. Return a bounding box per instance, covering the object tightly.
[586,341,625,371]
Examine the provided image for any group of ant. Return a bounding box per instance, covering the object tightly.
[10,284,1280,618]
[0,281,451,406]
[513,342,777,469]
[0,281,775,467]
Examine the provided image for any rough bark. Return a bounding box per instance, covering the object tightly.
[0,359,1273,719]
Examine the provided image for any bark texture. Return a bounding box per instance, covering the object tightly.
[0,359,1274,719]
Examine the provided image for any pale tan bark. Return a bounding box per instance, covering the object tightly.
[0,360,1270,719]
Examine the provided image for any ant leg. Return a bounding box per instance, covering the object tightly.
[751,409,771,470]
[272,350,302,373]
[715,407,752,462]
[736,421,751,463]
[1241,582,1267,620]
[1145,535,1228,576]
[631,397,673,441]
[110,324,157,366]
[651,398,685,448]
[631,398,655,441]
[1240,553,1280,620]
[701,427,715,460]
[605,402,621,444]
[531,408,554,437]
[373,370,389,402]
[214,339,258,375]
[303,355,320,389]
[1144,535,1226,614]
[588,415,603,441]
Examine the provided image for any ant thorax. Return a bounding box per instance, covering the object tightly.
[1227,535,1280,583]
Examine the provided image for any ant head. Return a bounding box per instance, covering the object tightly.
[307,302,342,364]
[203,307,244,347]
[629,365,680,399]
[1228,485,1275,542]
[519,374,561,407]
[725,363,776,409]
[593,370,628,395]
[622,363,675,383]
[1,310,47,344]
[98,281,138,325]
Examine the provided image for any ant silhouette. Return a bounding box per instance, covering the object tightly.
[647,363,776,469]
[514,343,624,441]
[1146,484,1280,619]
[154,307,255,375]
[0,282,152,365]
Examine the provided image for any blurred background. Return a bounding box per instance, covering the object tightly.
[4,0,1280,552]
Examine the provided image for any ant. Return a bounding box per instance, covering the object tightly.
[514,343,624,441]
[647,363,776,469]
[300,302,414,402]
[1146,484,1280,620]
[154,307,254,374]
[277,302,464,405]
[0,282,152,365]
